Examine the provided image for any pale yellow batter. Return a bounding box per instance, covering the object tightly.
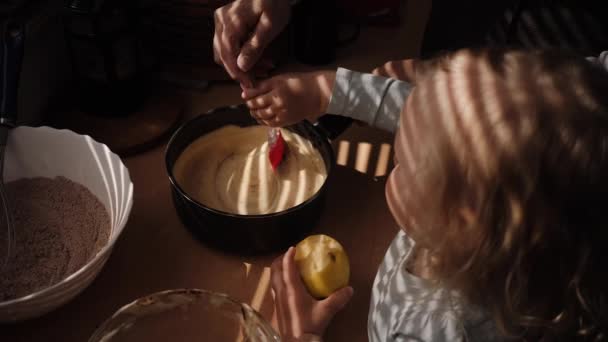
[173,125,327,215]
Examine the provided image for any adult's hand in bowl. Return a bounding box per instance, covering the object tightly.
[213,0,290,87]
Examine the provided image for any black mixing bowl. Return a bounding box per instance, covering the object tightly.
[165,105,351,255]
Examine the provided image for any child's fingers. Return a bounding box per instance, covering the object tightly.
[246,96,271,110]
[271,253,285,295]
[241,81,273,100]
[250,111,275,127]
[255,118,266,126]
[252,107,278,120]
[372,66,388,77]
[249,108,271,121]
[264,115,283,127]
[282,247,308,295]
[320,286,354,317]
[371,59,417,82]
[259,119,281,128]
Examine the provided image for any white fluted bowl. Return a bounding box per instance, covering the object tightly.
[0,126,134,322]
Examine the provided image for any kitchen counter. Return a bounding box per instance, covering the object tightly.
[1,2,430,340]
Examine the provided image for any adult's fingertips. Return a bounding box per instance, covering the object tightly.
[219,30,247,81]
[237,13,275,72]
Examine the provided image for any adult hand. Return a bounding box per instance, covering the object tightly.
[213,0,290,87]
[242,70,336,127]
[271,247,354,340]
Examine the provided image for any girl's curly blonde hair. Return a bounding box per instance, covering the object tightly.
[414,48,608,340]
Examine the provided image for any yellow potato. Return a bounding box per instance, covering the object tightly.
[295,234,350,299]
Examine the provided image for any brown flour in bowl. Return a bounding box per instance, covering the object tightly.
[0,177,111,301]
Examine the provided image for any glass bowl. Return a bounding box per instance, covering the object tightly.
[89,289,280,342]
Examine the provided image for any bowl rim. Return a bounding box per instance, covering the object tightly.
[89,288,280,342]
[0,126,134,308]
[164,105,336,219]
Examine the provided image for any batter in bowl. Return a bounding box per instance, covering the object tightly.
[173,125,327,215]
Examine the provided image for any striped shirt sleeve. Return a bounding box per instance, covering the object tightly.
[586,51,608,70]
[326,68,413,133]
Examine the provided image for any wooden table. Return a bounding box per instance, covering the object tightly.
[1,2,430,340]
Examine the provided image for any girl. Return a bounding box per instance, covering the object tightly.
[243,48,608,341]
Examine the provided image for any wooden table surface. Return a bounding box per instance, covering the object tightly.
[1,2,430,340]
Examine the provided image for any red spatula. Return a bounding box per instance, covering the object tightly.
[242,79,286,171]
[268,128,286,171]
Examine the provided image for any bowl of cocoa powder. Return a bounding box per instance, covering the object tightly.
[0,126,133,322]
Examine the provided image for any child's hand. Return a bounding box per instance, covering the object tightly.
[271,247,354,340]
[242,71,336,127]
[372,59,417,83]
